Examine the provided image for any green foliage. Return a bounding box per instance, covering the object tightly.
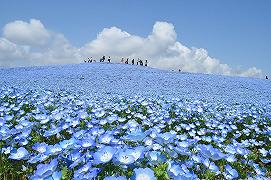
[61,167,72,180]
[45,104,57,112]
[153,163,169,180]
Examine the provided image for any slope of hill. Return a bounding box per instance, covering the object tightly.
[0,63,271,179]
[0,63,270,105]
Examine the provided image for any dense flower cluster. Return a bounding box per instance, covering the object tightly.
[1,63,271,105]
[0,87,270,179]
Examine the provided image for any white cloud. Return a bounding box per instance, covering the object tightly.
[3,19,50,46]
[0,38,30,66]
[0,19,263,78]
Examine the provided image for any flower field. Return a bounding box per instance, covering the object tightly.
[0,64,271,179]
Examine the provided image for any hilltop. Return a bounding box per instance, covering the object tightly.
[0,63,270,105]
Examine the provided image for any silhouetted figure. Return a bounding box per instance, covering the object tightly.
[84,60,87,63]
[145,60,148,66]
[140,60,143,66]
[88,57,93,63]
[125,58,129,64]
[266,76,269,79]
[121,58,124,63]
[137,58,140,65]
[179,69,181,72]
[132,59,135,65]
[108,56,111,63]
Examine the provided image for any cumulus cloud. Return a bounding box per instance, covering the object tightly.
[0,19,263,78]
[3,19,50,46]
[81,21,262,78]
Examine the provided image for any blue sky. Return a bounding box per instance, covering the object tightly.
[0,0,270,77]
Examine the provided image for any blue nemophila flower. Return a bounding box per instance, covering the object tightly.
[123,129,147,142]
[59,138,76,149]
[9,147,29,160]
[131,168,157,180]
[260,158,271,164]
[146,151,166,165]
[93,146,116,164]
[259,148,268,157]
[191,155,203,164]
[80,168,101,179]
[99,133,114,144]
[198,144,226,161]
[203,159,220,174]
[28,154,49,164]
[126,146,145,161]
[104,176,127,180]
[114,149,135,165]
[44,127,62,137]
[224,164,238,180]
[45,144,62,155]
[31,158,58,179]
[157,132,175,144]
[74,162,92,176]
[32,142,48,153]
[167,161,191,177]
[79,138,95,148]
[226,155,237,163]
[51,170,62,180]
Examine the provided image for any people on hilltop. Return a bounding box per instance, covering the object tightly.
[266,76,269,79]
[125,58,129,64]
[84,56,150,67]
[100,56,106,62]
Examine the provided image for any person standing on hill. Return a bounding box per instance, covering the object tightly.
[125,58,129,64]
[132,59,135,65]
[145,60,148,66]
[137,58,140,65]
[108,56,111,63]
[121,57,124,63]
[266,76,269,79]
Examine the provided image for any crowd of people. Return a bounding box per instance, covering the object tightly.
[84,56,148,66]
[84,57,269,79]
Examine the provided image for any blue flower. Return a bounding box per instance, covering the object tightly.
[123,129,147,142]
[45,144,62,155]
[32,142,48,153]
[59,138,76,149]
[99,133,114,144]
[79,139,95,148]
[9,147,29,160]
[224,165,238,179]
[114,149,135,165]
[104,176,127,180]
[74,162,92,176]
[31,158,58,179]
[131,168,157,180]
[93,146,116,164]
[126,146,145,161]
[28,154,49,164]
[203,159,220,174]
